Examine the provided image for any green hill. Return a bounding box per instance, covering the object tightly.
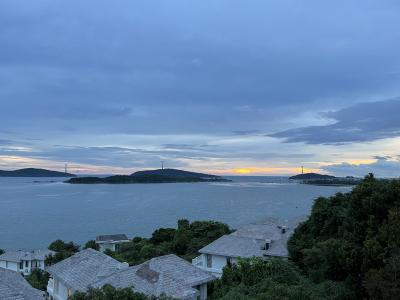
[131,168,221,180]
[0,168,75,177]
[66,168,229,184]
[289,173,336,180]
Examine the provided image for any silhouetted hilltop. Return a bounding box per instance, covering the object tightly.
[289,173,336,180]
[0,168,76,177]
[131,168,221,180]
[289,173,361,186]
[66,168,229,184]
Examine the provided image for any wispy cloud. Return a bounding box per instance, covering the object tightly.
[323,156,400,178]
[270,98,400,144]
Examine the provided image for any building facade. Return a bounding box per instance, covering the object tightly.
[95,234,130,252]
[0,249,54,275]
[192,222,291,277]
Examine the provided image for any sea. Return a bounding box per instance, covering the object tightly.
[0,176,352,250]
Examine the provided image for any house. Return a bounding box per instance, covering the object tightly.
[95,234,130,252]
[0,267,44,299]
[192,221,292,277]
[0,249,55,275]
[46,249,215,300]
[93,254,215,300]
[46,248,129,300]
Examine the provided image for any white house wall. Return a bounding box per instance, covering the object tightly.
[211,255,228,272]
[0,260,18,272]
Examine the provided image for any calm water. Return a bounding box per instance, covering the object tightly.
[0,176,351,250]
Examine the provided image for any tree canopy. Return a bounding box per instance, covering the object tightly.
[69,284,173,300]
[25,269,50,291]
[108,219,231,265]
[288,174,400,299]
[210,258,353,300]
[46,239,80,265]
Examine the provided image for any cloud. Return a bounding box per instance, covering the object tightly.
[1,1,400,174]
[0,139,15,146]
[270,98,400,144]
[232,130,261,136]
[323,156,400,178]
[1,0,400,138]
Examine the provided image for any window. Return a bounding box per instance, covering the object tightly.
[226,257,232,267]
[19,262,23,269]
[25,260,28,268]
[206,254,212,268]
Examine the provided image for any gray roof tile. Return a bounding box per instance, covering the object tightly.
[0,268,44,300]
[46,249,128,292]
[93,254,215,300]
[199,221,293,258]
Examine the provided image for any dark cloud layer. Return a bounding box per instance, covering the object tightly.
[271,99,400,144]
[0,0,400,137]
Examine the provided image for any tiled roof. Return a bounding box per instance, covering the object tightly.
[0,268,44,300]
[0,249,55,263]
[46,249,129,292]
[199,221,293,258]
[95,234,129,242]
[93,254,215,300]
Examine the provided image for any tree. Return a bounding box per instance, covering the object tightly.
[48,239,79,253]
[104,220,231,265]
[25,269,50,291]
[209,258,353,299]
[0,249,4,255]
[46,240,80,265]
[69,284,173,300]
[84,240,99,251]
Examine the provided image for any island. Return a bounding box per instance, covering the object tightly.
[66,168,230,184]
[289,173,361,186]
[0,168,76,177]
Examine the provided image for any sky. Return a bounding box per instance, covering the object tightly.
[1,0,400,177]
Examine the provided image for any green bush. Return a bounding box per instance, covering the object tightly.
[25,269,50,291]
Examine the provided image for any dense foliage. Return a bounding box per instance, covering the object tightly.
[69,284,173,300]
[0,248,4,255]
[108,219,231,265]
[25,269,50,291]
[210,258,353,300]
[46,239,80,265]
[84,240,100,250]
[288,174,400,299]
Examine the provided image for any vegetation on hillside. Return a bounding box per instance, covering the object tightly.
[210,258,353,299]
[288,174,400,299]
[84,240,100,251]
[46,239,80,265]
[107,219,231,265]
[25,269,50,291]
[69,284,173,300]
